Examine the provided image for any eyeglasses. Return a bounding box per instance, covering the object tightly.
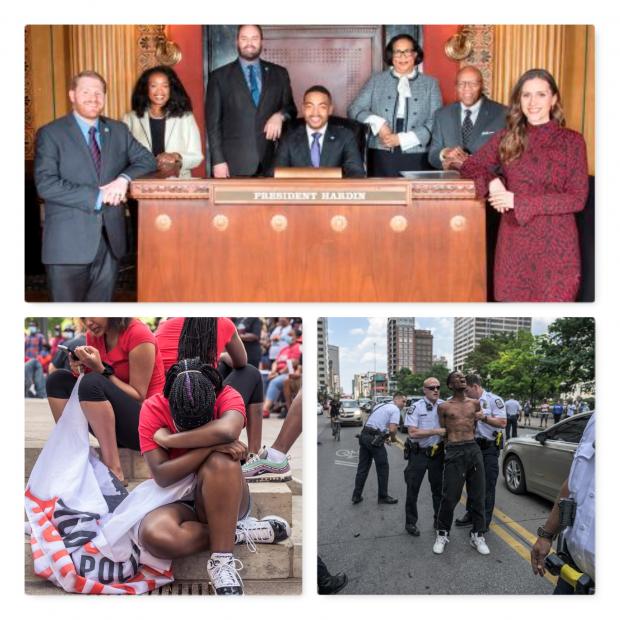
[393,49,415,58]
[456,81,482,89]
[424,385,441,391]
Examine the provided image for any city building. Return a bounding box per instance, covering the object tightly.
[328,344,340,394]
[453,317,533,370]
[318,318,328,394]
[387,317,434,379]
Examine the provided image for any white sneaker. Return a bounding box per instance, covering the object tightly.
[207,553,244,595]
[470,532,490,555]
[433,531,450,554]
[235,515,291,552]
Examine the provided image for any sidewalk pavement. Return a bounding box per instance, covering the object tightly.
[25,398,302,482]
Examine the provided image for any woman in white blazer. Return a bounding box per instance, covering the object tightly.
[124,65,203,178]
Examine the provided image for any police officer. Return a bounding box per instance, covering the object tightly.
[352,392,405,505]
[504,395,521,440]
[455,374,506,530]
[531,413,595,594]
[403,377,446,536]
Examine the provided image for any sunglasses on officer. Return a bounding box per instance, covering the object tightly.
[424,385,441,391]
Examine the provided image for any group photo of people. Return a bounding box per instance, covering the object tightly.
[24,317,302,595]
[25,24,594,303]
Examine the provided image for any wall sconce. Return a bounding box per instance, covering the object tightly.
[444,27,473,61]
[155,36,182,66]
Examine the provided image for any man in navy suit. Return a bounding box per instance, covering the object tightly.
[34,70,156,302]
[274,85,365,178]
[206,25,297,177]
[428,66,506,171]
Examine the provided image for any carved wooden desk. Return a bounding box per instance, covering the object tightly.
[130,178,485,302]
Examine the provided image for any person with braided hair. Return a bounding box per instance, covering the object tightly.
[138,358,289,595]
[155,317,265,455]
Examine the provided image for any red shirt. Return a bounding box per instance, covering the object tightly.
[138,385,246,459]
[155,317,236,373]
[274,341,301,372]
[86,319,165,398]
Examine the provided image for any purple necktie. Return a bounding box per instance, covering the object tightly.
[311,132,321,168]
[88,125,101,177]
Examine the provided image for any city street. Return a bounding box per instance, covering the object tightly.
[317,412,556,595]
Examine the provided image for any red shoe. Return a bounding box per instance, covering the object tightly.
[262,409,270,418]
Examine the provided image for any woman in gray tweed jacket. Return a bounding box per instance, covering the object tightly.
[348,34,442,176]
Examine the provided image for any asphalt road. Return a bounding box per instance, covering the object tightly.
[317,413,556,595]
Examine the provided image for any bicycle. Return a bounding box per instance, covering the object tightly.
[331,416,341,441]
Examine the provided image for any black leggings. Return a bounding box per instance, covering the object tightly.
[46,370,141,451]
[218,363,263,405]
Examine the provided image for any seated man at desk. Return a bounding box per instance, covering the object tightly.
[273,85,365,178]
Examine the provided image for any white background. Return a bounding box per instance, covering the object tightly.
[4,1,619,616]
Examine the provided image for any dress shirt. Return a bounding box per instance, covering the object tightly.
[460,97,483,126]
[239,58,262,96]
[306,123,328,151]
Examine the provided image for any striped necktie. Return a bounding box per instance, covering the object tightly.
[88,125,101,177]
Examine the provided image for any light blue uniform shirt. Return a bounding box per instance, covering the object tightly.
[565,413,595,579]
[365,402,401,433]
[475,390,506,440]
[404,398,444,448]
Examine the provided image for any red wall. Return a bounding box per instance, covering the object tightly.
[422,25,462,105]
[168,25,206,176]
[167,25,463,175]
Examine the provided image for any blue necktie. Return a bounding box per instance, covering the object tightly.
[248,65,260,107]
[311,132,321,168]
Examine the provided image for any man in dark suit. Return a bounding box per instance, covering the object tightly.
[34,70,156,302]
[206,25,297,177]
[428,66,506,171]
[274,85,365,178]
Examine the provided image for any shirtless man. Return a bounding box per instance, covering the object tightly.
[433,370,490,555]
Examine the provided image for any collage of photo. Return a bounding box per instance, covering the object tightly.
[19,13,598,609]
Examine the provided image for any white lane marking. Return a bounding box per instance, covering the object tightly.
[335,460,358,467]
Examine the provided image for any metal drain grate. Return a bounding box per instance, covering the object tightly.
[149,582,211,595]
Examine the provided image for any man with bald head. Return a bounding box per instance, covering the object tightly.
[428,66,506,171]
[403,377,446,537]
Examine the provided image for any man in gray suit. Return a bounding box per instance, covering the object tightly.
[34,70,156,302]
[428,66,506,171]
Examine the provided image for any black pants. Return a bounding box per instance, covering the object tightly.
[353,431,389,499]
[219,364,263,405]
[465,442,500,530]
[437,441,485,533]
[46,231,119,302]
[46,369,141,450]
[506,416,519,440]
[404,449,444,527]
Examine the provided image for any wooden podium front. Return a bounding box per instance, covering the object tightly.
[131,178,486,302]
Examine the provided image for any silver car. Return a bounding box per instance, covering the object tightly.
[502,412,593,502]
[338,399,363,426]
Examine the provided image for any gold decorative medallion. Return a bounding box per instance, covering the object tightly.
[330,215,348,232]
[390,215,408,232]
[270,214,288,232]
[155,214,172,232]
[212,214,229,231]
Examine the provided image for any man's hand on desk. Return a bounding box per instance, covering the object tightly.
[100,177,129,206]
[213,162,230,178]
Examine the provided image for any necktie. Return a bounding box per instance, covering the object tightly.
[311,132,321,168]
[462,109,473,151]
[88,125,101,177]
[248,65,260,107]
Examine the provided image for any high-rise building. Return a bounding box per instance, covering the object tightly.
[318,318,328,394]
[387,317,433,378]
[453,317,533,370]
[328,344,340,394]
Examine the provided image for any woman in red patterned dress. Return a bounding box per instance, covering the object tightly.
[460,69,588,301]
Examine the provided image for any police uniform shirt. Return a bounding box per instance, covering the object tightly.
[365,402,401,433]
[504,399,521,417]
[475,390,506,440]
[565,413,595,579]
[404,398,444,448]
